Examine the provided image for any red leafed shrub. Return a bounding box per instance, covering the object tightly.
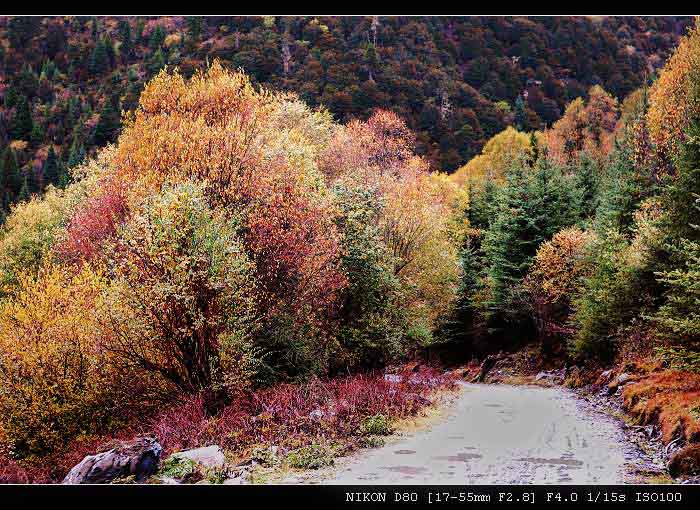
[320,109,425,183]
[57,175,129,263]
[245,176,346,323]
[149,366,456,456]
[0,367,454,483]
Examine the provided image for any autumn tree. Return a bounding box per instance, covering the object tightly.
[451,127,532,187]
[0,262,138,456]
[103,182,258,407]
[524,227,596,354]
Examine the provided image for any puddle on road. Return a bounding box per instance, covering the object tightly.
[517,457,584,467]
[394,450,416,455]
[381,466,428,475]
[433,452,483,462]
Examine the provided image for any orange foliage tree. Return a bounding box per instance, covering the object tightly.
[523,227,596,352]
[543,85,618,167]
[648,21,700,168]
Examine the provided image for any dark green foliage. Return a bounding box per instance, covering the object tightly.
[466,178,497,231]
[573,153,600,221]
[17,174,30,202]
[27,167,41,196]
[0,147,23,199]
[662,119,700,243]
[149,25,166,52]
[67,136,86,169]
[483,158,578,327]
[93,99,121,146]
[42,146,60,187]
[16,65,38,98]
[88,38,111,75]
[514,95,528,131]
[186,17,203,41]
[118,19,132,59]
[653,239,700,343]
[10,95,32,140]
[7,17,40,48]
[332,183,406,372]
[148,49,166,75]
[30,122,45,145]
[3,87,18,109]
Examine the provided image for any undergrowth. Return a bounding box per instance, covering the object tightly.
[0,366,455,483]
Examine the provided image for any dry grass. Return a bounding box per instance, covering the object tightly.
[622,370,700,445]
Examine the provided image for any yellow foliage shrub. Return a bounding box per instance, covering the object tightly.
[451,127,532,187]
[380,173,461,331]
[0,262,132,457]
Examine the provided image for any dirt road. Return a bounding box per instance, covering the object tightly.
[289,383,653,484]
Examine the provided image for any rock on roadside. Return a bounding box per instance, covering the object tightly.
[62,437,162,484]
[169,445,226,471]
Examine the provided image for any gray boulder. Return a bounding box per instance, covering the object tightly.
[169,445,226,470]
[62,436,162,484]
[607,372,633,395]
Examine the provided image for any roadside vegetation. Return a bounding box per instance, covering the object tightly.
[0,63,460,482]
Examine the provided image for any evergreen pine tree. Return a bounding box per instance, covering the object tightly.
[186,17,203,41]
[27,167,41,195]
[94,99,121,146]
[483,159,578,327]
[595,142,652,235]
[0,146,22,199]
[149,48,166,75]
[118,19,132,59]
[10,95,33,140]
[57,162,71,188]
[4,87,18,108]
[67,134,86,168]
[17,174,30,202]
[43,146,60,187]
[88,39,110,75]
[149,25,165,52]
[529,132,539,165]
[515,95,528,131]
[467,178,498,231]
[574,153,600,221]
[30,121,45,144]
[662,79,700,243]
[103,34,116,68]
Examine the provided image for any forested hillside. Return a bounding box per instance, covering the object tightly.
[0,16,691,220]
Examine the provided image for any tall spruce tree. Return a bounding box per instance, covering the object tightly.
[573,152,600,221]
[42,146,59,187]
[88,39,110,75]
[118,19,132,60]
[94,99,121,146]
[514,95,528,131]
[0,146,22,200]
[483,158,578,327]
[10,95,33,140]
